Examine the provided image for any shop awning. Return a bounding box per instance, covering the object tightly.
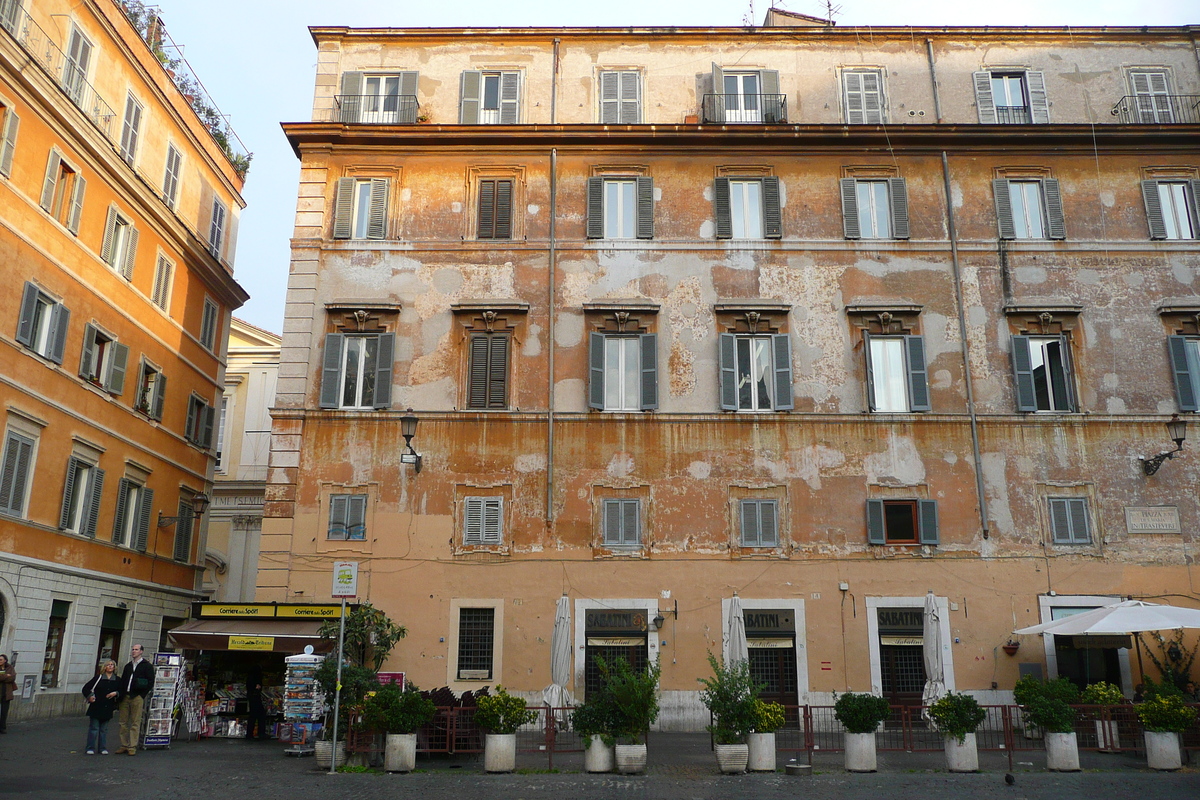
[167,619,334,653]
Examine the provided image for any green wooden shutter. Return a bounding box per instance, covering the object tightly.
[151,373,167,421]
[1011,336,1038,412]
[319,333,344,409]
[48,303,70,364]
[993,179,1016,239]
[640,333,658,411]
[1142,180,1167,240]
[635,176,654,239]
[866,500,886,545]
[67,176,86,234]
[487,335,509,408]
[16,283,37,346]
[494,180,512,239]
[339,71,364,122]
[905,335,930,412]
[133,487,153,552]
[184,399,197,444]
[332,177,355,239]
[106,342,129,395]
[973,72,997,123]
[586,177,604,239]
[373,333,394,409]
[367,178,389,239]
[200,403,215,448]
[85,468,104,538]
[459,71,482,124]
[499,72,520,124]
[0,434,32,514]
[719,333,737,410]
[173,501,193,561]
[840,178,860,239]
[762,176,782,239]
[1027,71,1050,124]
[59,457,81,529]
[1042,178,1065,240]
[714,178,732,239]
[0,109,18,177]
[889,177,910,239]
[1167,336,1199,412]
[588,332,605,410]
[467,335,490,409]
[40,151,61,210]
[111,478,132,543]
[477,179,496,238]
[772,333,793,411]
[918,500,939,545]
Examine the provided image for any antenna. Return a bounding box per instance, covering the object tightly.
[743,1,756,27]
[820,0,842,26]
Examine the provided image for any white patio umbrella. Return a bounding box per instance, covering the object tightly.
[542,595,574,711]
[921,591,947,714]
[1012,600,1200,636]
[726,594,749,667]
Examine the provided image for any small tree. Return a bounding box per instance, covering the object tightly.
[474,686,537,734]
[1014,675,1078,734]
[599,656,661,744]
[318,602,407,671]
[698,653,762,744]
[928,692,988,744]
[833,692,891,734]
[362,682,436,735]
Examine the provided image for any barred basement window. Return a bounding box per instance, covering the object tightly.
[456,607,495,679]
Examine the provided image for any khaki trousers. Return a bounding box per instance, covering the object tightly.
[119,694,145,751]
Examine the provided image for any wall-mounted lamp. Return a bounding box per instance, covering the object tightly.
[158,492,210,528]
[1140,414,1188,476]
[400,408,423,474]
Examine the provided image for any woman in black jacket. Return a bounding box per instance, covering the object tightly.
[82,660,123,754]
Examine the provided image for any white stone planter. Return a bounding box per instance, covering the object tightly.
[314,740,346,769]
[1144,730,1182,771]
[583,736,614,773]
[844,732,877,772]
[384,732,417,772]
[1094,720,1120,752]
[714,743,748,774]
[614,743,647,774]
[1045,731,1080,772]
[484,733,517,773]
[944,733,978,772]
[747,732,776,772]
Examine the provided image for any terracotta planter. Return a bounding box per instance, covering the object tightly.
[614,743,647,774]
[384,732,417,772]
[484,733,517,773]
[714,743,748,774]
[747,732,776,772]
[944,733,978,772]
[1144,730,1182,771]
[314,740,346,769]
[844,732,877,772]
[583,736,614,773]
[1045,731,1080,772]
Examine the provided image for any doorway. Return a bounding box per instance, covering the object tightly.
[95,606,127,673]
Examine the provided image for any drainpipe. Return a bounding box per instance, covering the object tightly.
[551,38,560,124]
[926,39,943,124]
[547,148,557,522]
[941,151,990,538]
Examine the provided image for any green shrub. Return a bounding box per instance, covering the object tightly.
[1136,694,1198,733]
[571,693,619,746]
[598,656,661,744]
[1079,681,1124,705]
[927,692,987,744]
[362,683,436,734]
[1144,675,1184,700]
[750,699,786,734]
[833,692,891,734]
[474,686,537,734]
[698,654,761,744]
[1013,675,1078,734]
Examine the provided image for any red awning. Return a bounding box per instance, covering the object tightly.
[167,619,334,653]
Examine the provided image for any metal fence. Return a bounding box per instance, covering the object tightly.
[336,94,421,124]
[701,94,788,124]
[1111,95,1200,124]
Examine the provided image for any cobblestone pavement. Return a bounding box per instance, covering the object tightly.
[1,718,1197,799]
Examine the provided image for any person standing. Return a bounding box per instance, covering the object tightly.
[117,645,154,755]
[82,660,123,754]
[245,664,268,740]
[0,653,15,733]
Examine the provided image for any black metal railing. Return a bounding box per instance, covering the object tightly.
[995,105,1032,124]
[335,94,421,124]
[1111,95,1200,124]
[702,94,787,124]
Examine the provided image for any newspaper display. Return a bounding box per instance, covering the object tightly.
[143,652,185,748]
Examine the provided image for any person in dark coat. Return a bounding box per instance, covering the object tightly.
[0,653,15,733]
[245,664,269,740]
[117,644,154,754]
[83,660,123,754]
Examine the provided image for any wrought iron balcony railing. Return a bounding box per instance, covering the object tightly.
[702,94,788,124]
[336,95,421,124]
[1111,95,1200,124]
[994,105,1032,124]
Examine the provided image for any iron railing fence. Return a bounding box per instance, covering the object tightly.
[994,105,1032,124]
[701,93,788,124]
[1111,95,1200,124]
[335,94,421,124]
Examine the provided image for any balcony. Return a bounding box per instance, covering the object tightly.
[994,105,1032,125]
[336,95,421,124]
[702,94,788,124]
[1111,95,1200,124]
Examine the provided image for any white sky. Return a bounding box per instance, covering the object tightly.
[150,0,1197,333]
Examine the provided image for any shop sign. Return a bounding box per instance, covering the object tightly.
[587,637,645,647]
[585,610,646,633]
[275,605,341,619]
[197,604,343,619]
[1124,506,1181,534]
[877,608,924,633]
[880,635,923,646]
[377,672,406,689]
[743,611,794,633]
[229,637,275,651]
[746,637,794,649]
[203,604,270,617]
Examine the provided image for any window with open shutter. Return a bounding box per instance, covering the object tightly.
[603,498,641,547]
[464,497,503,545]
[1168,336,1200,413]
[173,501,193,562]
[16,282,68,363]
[1048,497,1090,544]
[467,333,509,410]
[1011,335,1074,412]
[865,499,929,545]
[843,70,884,124]
[133,487,153,552]
[0,106,19,178]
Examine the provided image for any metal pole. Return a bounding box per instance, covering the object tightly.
[329,597,347,775]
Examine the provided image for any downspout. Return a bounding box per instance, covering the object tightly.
[926,39,943,123]
[941,151,990,538]
[547,148,557,523]
[551,38,560,124]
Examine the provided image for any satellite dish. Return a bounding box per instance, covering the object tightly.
[304,645,314,655]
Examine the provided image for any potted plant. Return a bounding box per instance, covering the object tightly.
[1079,681,1124,752]
[314,659,381,768]
[474,686,536,773]
[600,656,661,774]
[833,692,891,772]
[1136,693,1197,770]
[362,682,436,772]
[698,654,759,773]
[927,691,987,772]
[572,694,617,773]
[747,698,785,772]
[1014,675,1080,771]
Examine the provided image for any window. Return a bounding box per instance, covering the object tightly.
[135,360,166,420]
[119,94,142,165]
[16,282,69,363]
[739,499,779,547]
[867,499,939,545]
[0,430,35,517]
[0,0,19,34]
[1048,497,1090,544]
[707,65,783,123]
[1168,336,1200,413]
[466,333,510,410]
[840,177,909,239]
[161,145,182,207]
[476,179,512,240]
[586,176,653,240]
[973,70,1049,124]
[326,494,367,540]
[111,477,153,551]
[456,607,495,679]
[208,199,226,258]
[1129,71,1174,123]
[993,178,1064,240]
[338,71,419,123]
[0,98,19,178]
[151,255,173,310]
[41,600,70,688]
[200,298,219,351]
[588,333,657,411]
[215,396,228,470]
[459,71,519,124]
[185,395,215,448]
[463,496,503,545]
[319,333,395,410]
[1143,180,1199,240]
[1012,335,1076,412]
[599,70,641,124]
[866,335,930,412]
[842,70,885,124]
[332,177,389,240]
[39,150,86,234]
[100,206,139,278]
[79,324,129,394]
[602,498,641,548]
[62,26,93,104]
[59,457,104,537]
[714,177,782,239]
[718,333,793,411]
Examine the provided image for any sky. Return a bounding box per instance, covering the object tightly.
[150,0,1197,334]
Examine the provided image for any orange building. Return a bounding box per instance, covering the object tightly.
[0,0,247,719]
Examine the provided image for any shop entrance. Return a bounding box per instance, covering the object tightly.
[95,606,127,673]
[1054,635,1127,691]
[583,608,648,698]
[744,609,798,710]
[877,607,925,706]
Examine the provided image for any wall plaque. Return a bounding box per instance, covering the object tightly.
[1124,506,1181,534]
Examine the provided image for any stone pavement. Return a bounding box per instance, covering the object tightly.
[0,717,1197,800]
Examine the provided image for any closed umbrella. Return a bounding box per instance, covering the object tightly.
[542,595,574,712]
[727,594,749,667]
[921,591,946,715]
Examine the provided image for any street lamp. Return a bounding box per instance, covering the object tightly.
[158,492,211,528]
[400,408,422,474]
[1140,414,1188,476]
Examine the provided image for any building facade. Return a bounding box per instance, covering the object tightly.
[267,14,1200,727]
[0,0,247,718]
